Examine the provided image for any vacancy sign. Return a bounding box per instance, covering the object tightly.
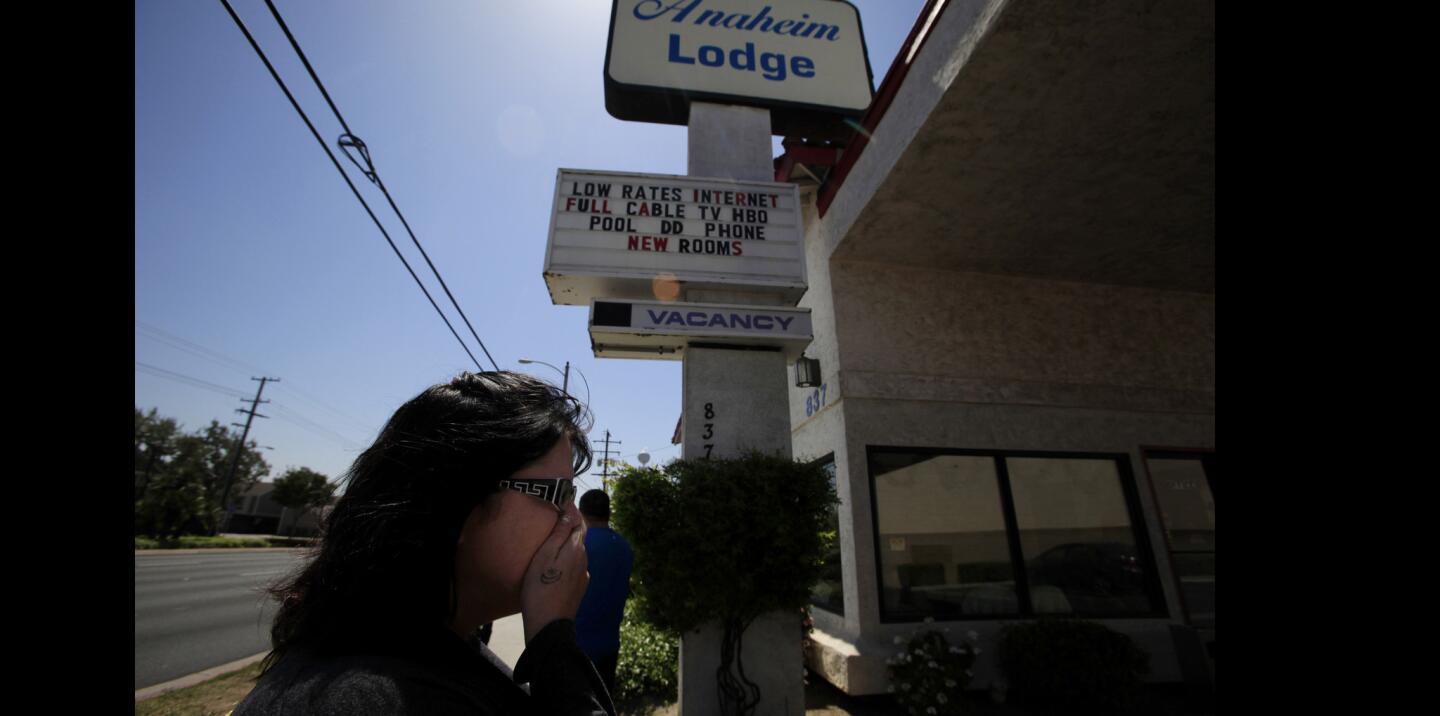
[606,0,872,124]
[589,298,813,360]
[544,168,806,306]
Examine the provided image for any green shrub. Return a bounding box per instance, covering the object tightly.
[264,536,317,548]
[996,619,1150,715]
[135,535,272,549]
[614,599,679,704]
[611,452,837,715]
[611,453,838,634]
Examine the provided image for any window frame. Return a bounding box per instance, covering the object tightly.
[1140,447,1215,628]
[867,445,1169,623]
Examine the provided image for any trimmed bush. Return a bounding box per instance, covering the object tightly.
[611,452,837,715]
[134,535,272,549]
[614,599,679,704]
[996,619,1150,715]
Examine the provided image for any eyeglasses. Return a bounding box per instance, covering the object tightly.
[496,478,576,512]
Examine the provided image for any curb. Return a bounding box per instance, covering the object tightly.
[135,651,269,702]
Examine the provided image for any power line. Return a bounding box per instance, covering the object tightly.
[136,361,365,451]
[135,361,250,399]
[138,320,376,436]
[619,443,679,461]
[258,0,500,372]
[269,401,366,450]
[272,383,377,438]
[136,321,269,375]
[216,0,487,373]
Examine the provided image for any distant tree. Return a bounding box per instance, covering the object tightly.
[135,407,182,502]
[133,411,272,537]
[135,467,212,537]
[270,467,335,536]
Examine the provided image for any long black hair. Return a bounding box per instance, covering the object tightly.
[260,371,592,673]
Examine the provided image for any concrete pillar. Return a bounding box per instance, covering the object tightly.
[679,100,803,716]
[688,101,773,182]
[681,346,791,461]
[679,611,806,716]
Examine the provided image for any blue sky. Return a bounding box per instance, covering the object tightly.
[135,0,928,494]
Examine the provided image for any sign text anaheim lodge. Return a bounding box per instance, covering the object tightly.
[605,0,872,135]
[543,169,806,306]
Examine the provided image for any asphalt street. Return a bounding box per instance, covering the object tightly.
[135,550,309,690]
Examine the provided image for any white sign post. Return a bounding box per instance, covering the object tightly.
[672,102,803,716]
[541,5,873,714]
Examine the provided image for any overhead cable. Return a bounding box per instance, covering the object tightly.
[136,321,269,376]
[259,0,500,372]
[135,361,250,399]
[217,0,486,372]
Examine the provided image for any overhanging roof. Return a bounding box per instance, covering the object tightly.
[805,0,1214,293]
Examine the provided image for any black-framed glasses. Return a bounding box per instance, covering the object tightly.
[497,478,576,512]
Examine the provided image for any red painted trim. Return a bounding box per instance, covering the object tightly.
[815,0,952,218]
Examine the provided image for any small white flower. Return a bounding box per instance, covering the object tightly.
[949,646,963,654]
[927,708,937,715]
[937,693,949,704]
[967,630,979,642]
[945,679,957,688]
[901,683,912,691]
[929,660,939,669]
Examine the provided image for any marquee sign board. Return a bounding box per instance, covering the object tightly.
[544,168,807,306]
[605,0,874,137]
[589,298,813,360]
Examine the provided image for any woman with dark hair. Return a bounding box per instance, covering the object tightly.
[233,371,614,715]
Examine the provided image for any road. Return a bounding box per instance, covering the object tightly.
[135,550,309,690]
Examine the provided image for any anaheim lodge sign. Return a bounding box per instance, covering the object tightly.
[543,168,806,306]
[605,0,873,135]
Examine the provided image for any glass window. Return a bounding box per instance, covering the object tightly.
[1007,457,1160,616]
[1148,456,1215,628]
[869,448,1165,622]
[872,454,1016,620]
[810,457,845,616]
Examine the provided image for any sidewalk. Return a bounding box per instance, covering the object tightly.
[485,614,527,669]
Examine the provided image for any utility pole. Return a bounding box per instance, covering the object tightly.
[216,376,279,534]
[592,430,621,493]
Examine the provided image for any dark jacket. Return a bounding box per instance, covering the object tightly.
[232,619,615,716]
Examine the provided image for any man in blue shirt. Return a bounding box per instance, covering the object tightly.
[575,489,634,698]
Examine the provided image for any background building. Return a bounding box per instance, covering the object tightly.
[774,0,1214,694]
[226,481,334,537]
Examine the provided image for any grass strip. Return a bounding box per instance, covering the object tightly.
[136,662,262,716]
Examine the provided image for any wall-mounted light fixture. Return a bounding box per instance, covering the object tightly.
[795,356,822,387]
